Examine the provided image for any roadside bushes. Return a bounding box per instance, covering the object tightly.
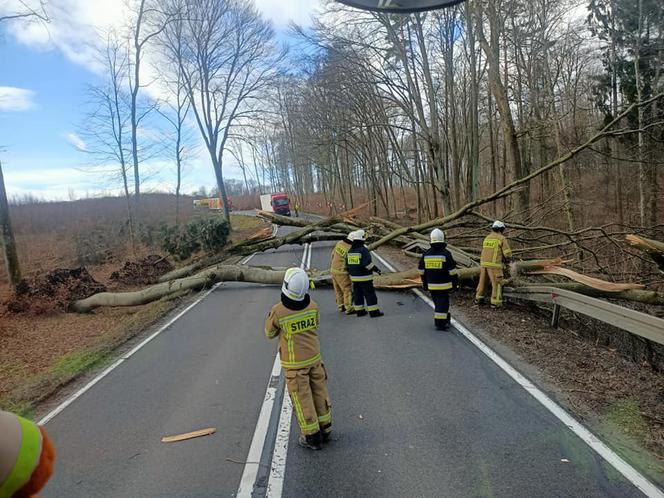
[159,215,230,260]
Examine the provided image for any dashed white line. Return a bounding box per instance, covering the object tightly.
[236,353,282,498]
[265,242,313,496]
[372,251,663,498]
[237,241,310,497]
[266,387,293,497]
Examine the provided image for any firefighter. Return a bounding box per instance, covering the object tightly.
[346,230,384,318]
[475,220,513,308]
[418,229,459,330]
[329,233,355,314]
[265,268,332,450]
[0,410,56,498]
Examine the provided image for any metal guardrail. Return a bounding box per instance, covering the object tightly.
[504,286,664,347]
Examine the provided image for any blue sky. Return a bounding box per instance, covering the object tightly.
[0,0,322,200]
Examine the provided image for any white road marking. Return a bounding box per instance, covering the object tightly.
[306,240,313,269]
[236,353,282,498]
[265,242,313,496]
[38,283,223,425]
[266,386,293,497]
[238,240,310,497]
[371,251,664,498]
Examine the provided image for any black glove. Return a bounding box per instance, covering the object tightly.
[423,283,428,292]
[374,268,382,275]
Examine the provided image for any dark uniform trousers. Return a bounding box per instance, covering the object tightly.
[353,280,379,313]
[431,290,451,328]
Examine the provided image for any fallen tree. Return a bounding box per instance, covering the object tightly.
[67,97,664,313]
[70,257,664,312]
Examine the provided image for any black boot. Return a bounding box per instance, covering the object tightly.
[339,305,346,313]
[356,309,368,317]
[298,431,322,450]
[369,310,384,318]
[321,424,333,443]
[346,307,357,315]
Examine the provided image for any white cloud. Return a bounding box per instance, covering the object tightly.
[3,0,127,72]
[63,132,87,151]
[0,86,36,111]
[4,0,321,74]
[254,0,322,27]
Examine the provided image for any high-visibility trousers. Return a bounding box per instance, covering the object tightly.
[284,362,332,436]
[332,272,353,312]
[352,280,379,313]
[476,267,504,306]
[430,290,450,328]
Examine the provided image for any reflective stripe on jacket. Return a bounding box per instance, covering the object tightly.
[480,232,512,268]
[0,410,43,498]
[330,240,351,274]
[265,300,322,370]
[346,243,376,283]
[418,243,458,291]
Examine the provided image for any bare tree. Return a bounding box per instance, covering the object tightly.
[78,32,136,247]
[125,0,171,208]
[163,0,282,223]
[155,4,192,225]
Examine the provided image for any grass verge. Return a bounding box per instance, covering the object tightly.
[0,300,176,418]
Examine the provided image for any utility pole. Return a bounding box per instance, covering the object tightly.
[0,160,21,287]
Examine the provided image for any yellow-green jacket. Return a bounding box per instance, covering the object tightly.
[265,298,321,370]
[330,240,351,275]
[0,410,43,498]
[480,232,512,269]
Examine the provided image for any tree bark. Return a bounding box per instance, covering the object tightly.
[0,160,21,287]
[475,0,528,217]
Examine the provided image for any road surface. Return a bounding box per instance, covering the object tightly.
[43,223,656,497]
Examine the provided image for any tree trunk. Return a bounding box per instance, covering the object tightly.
[465,0,480,202]
[476,0,527,217]
[0,160,21,287]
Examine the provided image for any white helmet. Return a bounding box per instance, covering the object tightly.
[350,229,366,242]
[492,220,506,230]
[282,267,309,301]
[430,228,445,244]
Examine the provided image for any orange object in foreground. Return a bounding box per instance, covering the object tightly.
[0,410,56,498]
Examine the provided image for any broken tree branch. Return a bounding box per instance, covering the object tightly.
[367,93,664,251]
[626,235,664,273]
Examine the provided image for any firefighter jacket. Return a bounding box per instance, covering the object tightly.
[265,294,322,370]
[330,239,352,274]
[346,242,378,282]
[480,232,513,269]
[418,243,459,291]
[0,410,45,497]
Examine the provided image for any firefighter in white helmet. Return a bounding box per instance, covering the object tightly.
[475,221,512,308]
[346,230,384,317]
[418,229,459,330]
[265,267,332,450]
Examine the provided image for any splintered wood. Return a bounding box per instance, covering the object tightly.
[528,267,646,292]
[161,428,217,443]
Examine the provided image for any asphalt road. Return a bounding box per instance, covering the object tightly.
[43,223,650,497]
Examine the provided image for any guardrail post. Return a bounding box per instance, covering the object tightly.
[551,304,561,328]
